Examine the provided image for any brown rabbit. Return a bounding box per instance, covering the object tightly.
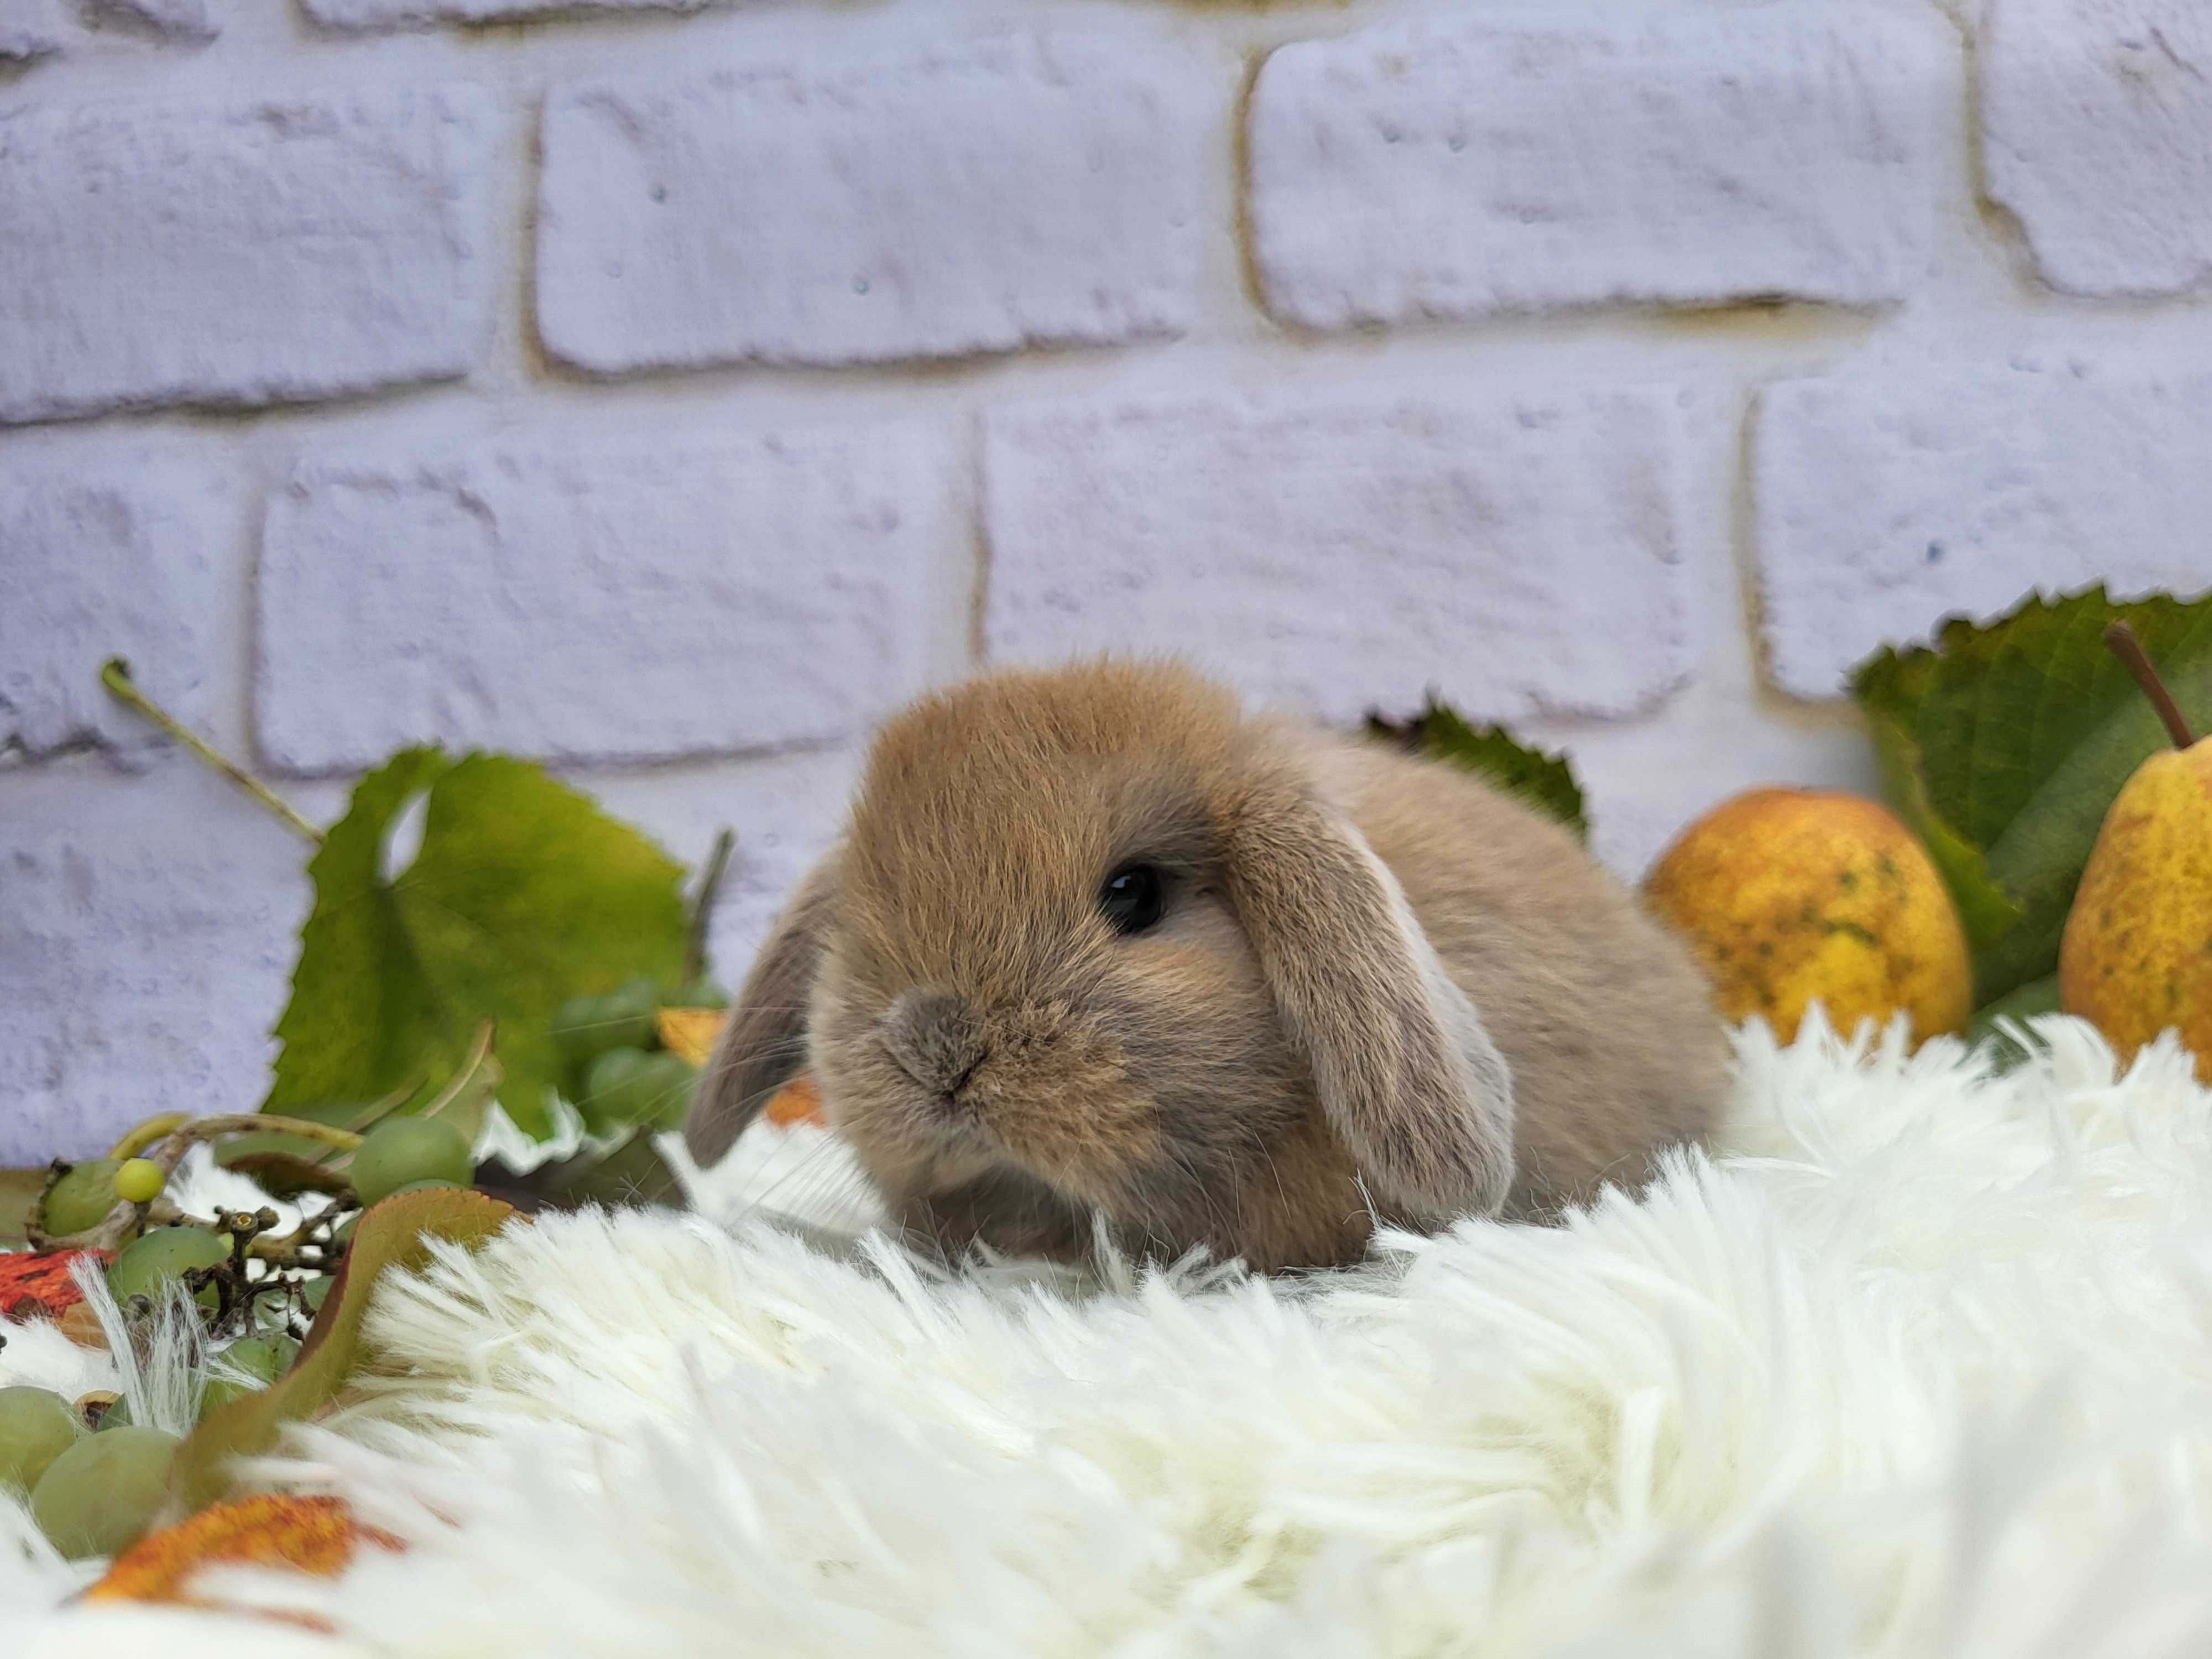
[686,659,1727,1272]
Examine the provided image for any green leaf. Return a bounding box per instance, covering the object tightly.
[1365,696,1588,842]
[168,1187,521,1514]
[1963,973,2063,1074]
[264,750,688,1139]
[1863,708,2025,948]
[1851,585,2212,1005]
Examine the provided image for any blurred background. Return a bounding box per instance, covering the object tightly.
[7,0,2212,1162]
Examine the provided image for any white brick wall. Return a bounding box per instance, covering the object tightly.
[1980,0,2212,298]
[0,86,495,424]
[3,444,233,758]
[538,34,1216,372]
[1248,7,1955,328]
[256,421,953,772]
[1754,353,2212,698]
[7,0,2212,1161]
[983,388,1694,722]
[0,761,312,1164]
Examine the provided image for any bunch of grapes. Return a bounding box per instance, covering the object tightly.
[4,1105,483,1560]
[0,1320,303,1559]
[551,974,726,1134]
[4,957,724,1561]
[2,1386,182,1559]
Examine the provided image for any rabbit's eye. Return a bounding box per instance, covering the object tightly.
[1098,863,1165,936]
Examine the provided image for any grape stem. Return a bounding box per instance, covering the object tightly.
[685,828,736,984]
[99,658,324,844]
[2104,623,2196,749]
[252,1194,358,1262]
[28,1117,366,1253]
[107,1113,190,1161]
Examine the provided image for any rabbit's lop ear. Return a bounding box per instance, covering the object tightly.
[1225,787,1515,1225]
[683,848,842,1166]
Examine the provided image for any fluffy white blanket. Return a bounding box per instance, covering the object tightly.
[12,1015,2212,1657]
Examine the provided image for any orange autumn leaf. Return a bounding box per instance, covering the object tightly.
[651,1007,821,1124]
[764,1073,823,1126]
[655,1006,725,1067]
[84,1493,402,1610]
[0,1248,109,1325]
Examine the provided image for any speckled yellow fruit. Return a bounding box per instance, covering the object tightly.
[1642,787,1972,1047]
[2059,743,2212,1080]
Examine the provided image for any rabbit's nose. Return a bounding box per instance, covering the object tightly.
[882,990,987,1098]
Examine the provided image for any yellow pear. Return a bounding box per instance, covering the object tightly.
[1642,787,1972,1047]
[2058,623,2212,1079]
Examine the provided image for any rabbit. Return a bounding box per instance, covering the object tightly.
[685,658,1728,1274]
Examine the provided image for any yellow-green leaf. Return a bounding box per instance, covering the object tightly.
[263,750,688,1138]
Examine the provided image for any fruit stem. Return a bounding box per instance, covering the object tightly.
[2104,623,2195,749]
[29,1113,369,1252]
[107,1113,191,1162]
[170,1115,367,1156]
[100,658,324,845]
[684,827,736,984]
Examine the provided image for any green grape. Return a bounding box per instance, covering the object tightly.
[581,1048,696,1131]
[41,1159,122,1236]
[666,976,731,1011]
[199,1332,300,1419]
[634,1053,699,1129]
[107,1225,230,1311]
[578,1047,649,1131]
[551,993,616,1066]
[30,1426,180,1559]
[351,1117,473,1207]
[552,977,659,1068]
[300,1276,333,1313]
[113,1158,165,1205]
[0,1387,86,1497]
[95,1395,131,1432]
[383,1178,461,1197]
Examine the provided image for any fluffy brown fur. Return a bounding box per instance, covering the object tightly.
[687,660,1727,1273]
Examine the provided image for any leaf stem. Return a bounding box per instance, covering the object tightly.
[420,1021,501,1124]
[100,658,324,844]
[2103,623,2196,749]
[684,827,736,983]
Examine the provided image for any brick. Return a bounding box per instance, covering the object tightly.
[1248,7,1953,330]
[0,0,63,60]
[256,421,950,774]
[1981,1,2212,296]
[983,388,1696,724]
[1,444,231,758]
[0,761,310,1165]
[1753,354,2212,699]
[84,0,219,40]
[0,86,494,425]
[305,0,715,26]
[538,33,1211,374]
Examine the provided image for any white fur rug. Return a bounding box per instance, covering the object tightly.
[13,1015,2212,1657]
